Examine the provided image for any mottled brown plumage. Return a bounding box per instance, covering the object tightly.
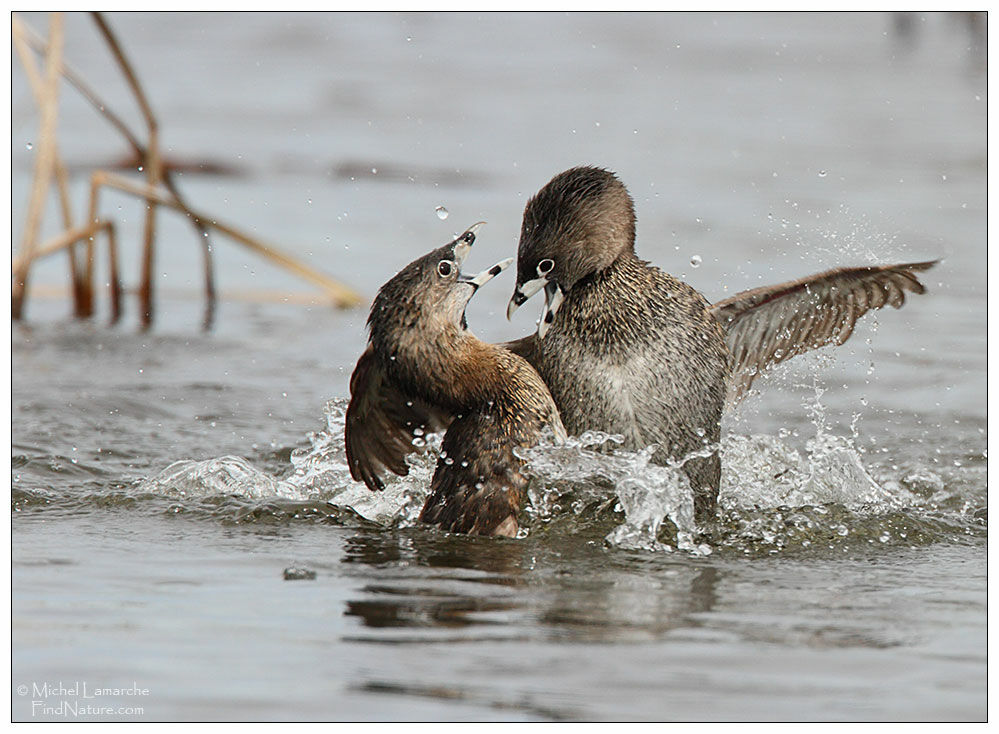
[506,166,937,523]
[345,225,564,537]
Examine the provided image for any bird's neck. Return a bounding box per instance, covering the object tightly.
[379,325,513,414]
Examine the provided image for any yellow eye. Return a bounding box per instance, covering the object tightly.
[437,260,455,277]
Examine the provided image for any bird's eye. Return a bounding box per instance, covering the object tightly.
[437,260,455,277]
[537,258,555,276]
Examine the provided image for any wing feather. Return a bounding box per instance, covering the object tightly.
[344,345,451,491]
[710,260,937,402]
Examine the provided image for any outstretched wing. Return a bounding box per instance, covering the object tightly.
[344,345,451,490]
[710,260,938,402]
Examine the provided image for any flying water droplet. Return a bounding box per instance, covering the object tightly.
[435,206,448,220]
[690,254,702,268]
[25,142,33,150]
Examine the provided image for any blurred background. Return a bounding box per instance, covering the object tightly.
[12,13,985,329]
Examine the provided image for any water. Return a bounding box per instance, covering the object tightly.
[12,12,986,722]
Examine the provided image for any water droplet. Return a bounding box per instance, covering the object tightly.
[690,254,702,267]
[25,142,32,150]
[371,167,377,174]
[818,170,827,177]
[435,206,448,220]
[138,166,144,172]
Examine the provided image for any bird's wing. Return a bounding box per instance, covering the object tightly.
[344,344,452,491]
[710,260,938,402]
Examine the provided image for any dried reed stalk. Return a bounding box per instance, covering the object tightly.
[12,12,361,326]
[92,12,221,329]
[18,12,218,328]
[92,12,163,330]
[11,13,86,316]
[91,171,363,308]
[10,219,122,322]
[12,13,64,321]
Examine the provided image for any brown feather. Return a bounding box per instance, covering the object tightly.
[710,260,937,402]
[345,345,451,491]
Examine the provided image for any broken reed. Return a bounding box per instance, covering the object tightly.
[12,12,362,331]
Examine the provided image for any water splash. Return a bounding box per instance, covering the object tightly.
[131,397,982,555]
[282,399,431,526]
[137,455,297,500]
[137,400,432,527]
[517,432,703,553]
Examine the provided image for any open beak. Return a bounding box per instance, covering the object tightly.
[536,281,565,339]
[452,221,485,267]
[506,276,547,320]
[507,276,565,339]
[460,257,514,292]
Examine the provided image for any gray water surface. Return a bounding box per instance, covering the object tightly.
[12,12,986,722]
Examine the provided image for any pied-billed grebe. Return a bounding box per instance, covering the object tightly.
[506,166,937,522]
[345,224,565,537]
